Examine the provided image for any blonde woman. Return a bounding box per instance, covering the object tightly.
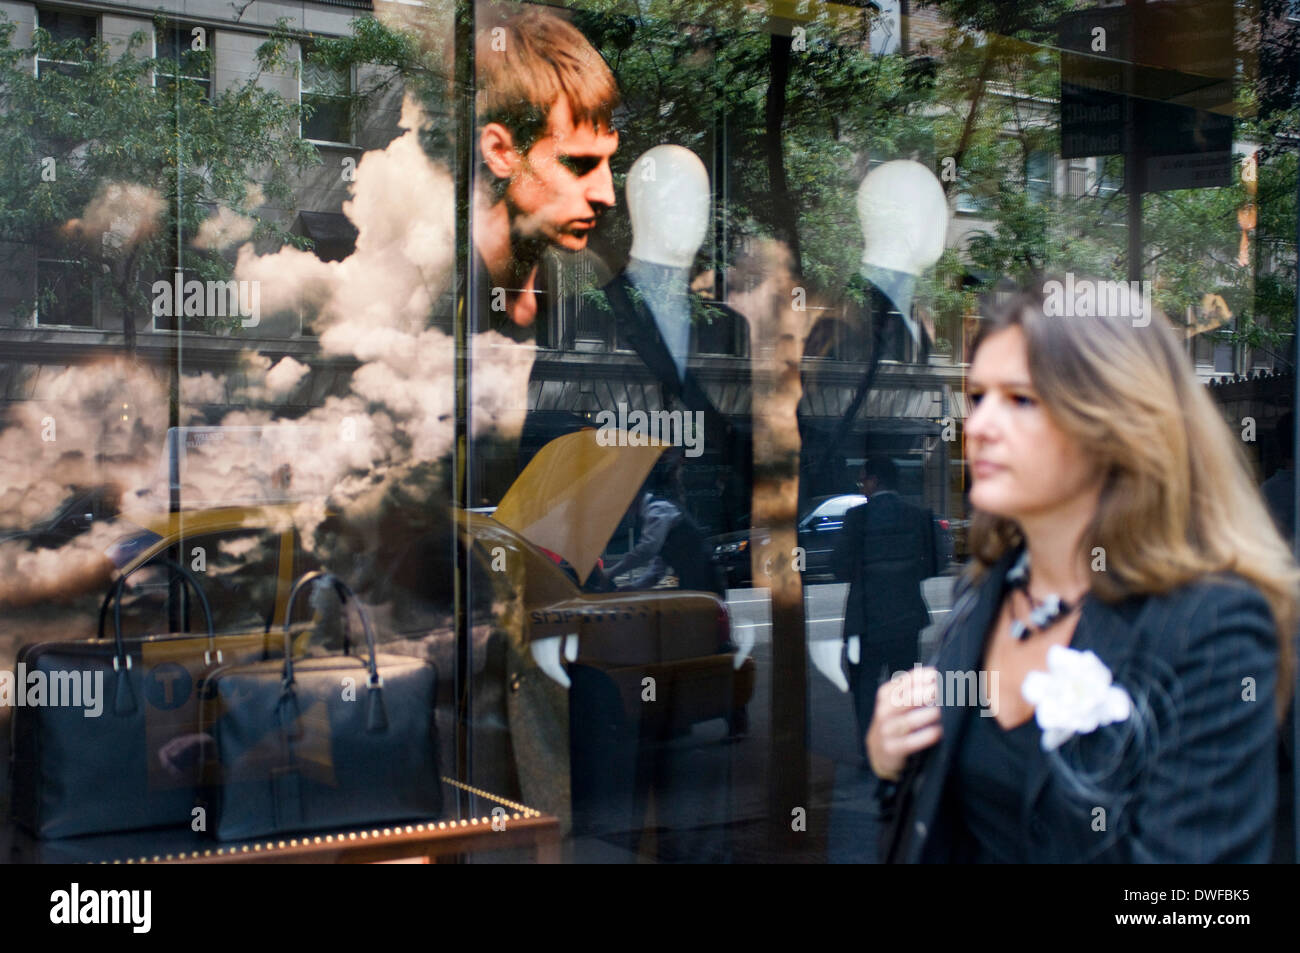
[868,279,1299,863]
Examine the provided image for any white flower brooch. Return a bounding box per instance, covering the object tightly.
[1021,645,1134,751]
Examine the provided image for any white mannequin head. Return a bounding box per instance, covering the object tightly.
[856,160,949,275]
[626,145,711,270]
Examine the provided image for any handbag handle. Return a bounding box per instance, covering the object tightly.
[97,557,217,670]
[280,571,381,691]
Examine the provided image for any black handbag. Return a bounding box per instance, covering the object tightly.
[200,571,442,841]
[9,558,265,838]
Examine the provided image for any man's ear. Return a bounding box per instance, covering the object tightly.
[479,122,520,182]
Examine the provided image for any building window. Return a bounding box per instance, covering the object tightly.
[34,8,97,78]
[1066,161,1090,197]
[1096,156,1122,198]
[296,210,360,336]
[954,188,988,215]
[35,245,96,328]
[151,207,213,333]
[300,42,352,145]
[1213,340,1235,373]
[155,23,213,101]
[563,255,605,352]
[1026,150,1053,204]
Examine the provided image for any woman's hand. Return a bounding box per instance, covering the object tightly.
[866,666,943,781]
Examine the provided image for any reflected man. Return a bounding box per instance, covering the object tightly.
[471,8,621,504]
[833,456,939,767]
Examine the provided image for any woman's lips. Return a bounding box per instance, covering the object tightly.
[972,460,1005,479]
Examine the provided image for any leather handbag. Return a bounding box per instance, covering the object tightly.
[200,571,442,841]
[10,558,268,838]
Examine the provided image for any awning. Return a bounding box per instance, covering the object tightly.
[798,382,968,420]
[297,211,358,262]
[527,371,967,421]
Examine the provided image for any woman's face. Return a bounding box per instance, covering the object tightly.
[965,326,1104,524]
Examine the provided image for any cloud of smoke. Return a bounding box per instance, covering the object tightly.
[192,204,256,252]
[233,93,534,472]
[0,359,170,525]
[63,181,165,252]
[0,357,170,607]
[191,184,264,253]
[1,94,536,618]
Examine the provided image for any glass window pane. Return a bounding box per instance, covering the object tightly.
[1,0,1297,869]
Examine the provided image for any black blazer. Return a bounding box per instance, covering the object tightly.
[518,273,754,529]
[882,545,1280,863]
[833,495,938,639]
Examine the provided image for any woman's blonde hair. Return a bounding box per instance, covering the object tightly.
[967,278,1299,715]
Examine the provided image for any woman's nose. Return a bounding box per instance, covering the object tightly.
[965,396,995,444]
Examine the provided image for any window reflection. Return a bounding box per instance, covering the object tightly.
[0,0,1296,865]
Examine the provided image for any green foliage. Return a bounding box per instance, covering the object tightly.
[0,14,317,342]
[909,0,1298,348]
[306,11,455,159]
[314,2,1300,351]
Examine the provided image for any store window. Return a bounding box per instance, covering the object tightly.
[2,0,1298,870]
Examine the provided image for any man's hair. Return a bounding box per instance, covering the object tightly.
[645,448,684,501]
[862,456,898,491]
[476,8,619,158]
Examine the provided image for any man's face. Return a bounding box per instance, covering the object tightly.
[503,98,618,252]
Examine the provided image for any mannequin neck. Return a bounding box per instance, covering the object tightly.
[627,257,691,296]
[858,262,917,319]
[626,258,692,382]
[624,236,696,271]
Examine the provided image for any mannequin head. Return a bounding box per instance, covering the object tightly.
[626,145,711,270]
[856,160,949,275]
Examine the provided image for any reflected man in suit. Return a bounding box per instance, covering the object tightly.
[518,144,752,537]
[832,456,939,768]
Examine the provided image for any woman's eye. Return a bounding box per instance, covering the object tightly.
[969,391,984,406]
[1013,394,1037,407]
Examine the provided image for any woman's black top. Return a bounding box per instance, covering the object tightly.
[954,704,1044,862]
[954,566,1050,863]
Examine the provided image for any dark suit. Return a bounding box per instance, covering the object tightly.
[881,545,1280,863]
[518,272,752,859]
[519,271,753,536]
[833,493,939,740]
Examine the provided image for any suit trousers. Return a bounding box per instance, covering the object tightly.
[847,627,922,762]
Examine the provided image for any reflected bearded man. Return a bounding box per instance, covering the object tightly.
[472,8,619,336]
[463,5,622,838]
[469,7,620,505]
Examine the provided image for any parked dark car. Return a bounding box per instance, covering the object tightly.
[0,485,121,550]
[708,493,954,587]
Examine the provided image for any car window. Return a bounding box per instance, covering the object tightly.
[115,528,283,636]
[809,495,866,520]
